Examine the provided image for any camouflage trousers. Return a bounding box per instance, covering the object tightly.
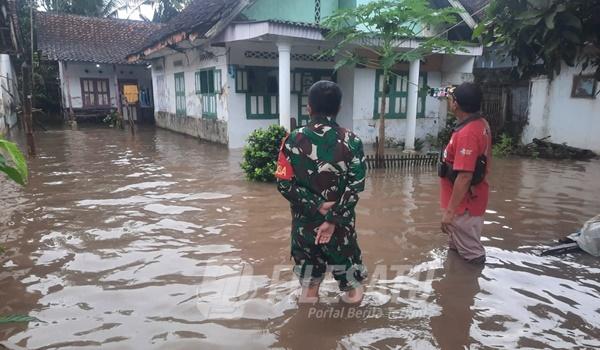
[290,218,367,292]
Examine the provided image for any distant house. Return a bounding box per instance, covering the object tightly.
[472,1,600,152]
[36,12,162,123]
[128,0,484,149]
[0,0,21,134]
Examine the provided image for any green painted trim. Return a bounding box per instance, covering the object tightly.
[195,67,216,94]
[174,72,186,117]
[235,67,248,93]
[246,93,279,120]
[373,69,427,120]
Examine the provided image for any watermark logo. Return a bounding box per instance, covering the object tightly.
[195,260,439,320]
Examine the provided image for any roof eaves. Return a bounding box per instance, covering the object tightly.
[128,0,255,62]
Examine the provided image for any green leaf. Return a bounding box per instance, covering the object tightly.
[472,23,486,39]
[0,138,28,185]
[0,314,42,324]
[527,0,551,10]
[516,10,543,21]
[544,11,557,29]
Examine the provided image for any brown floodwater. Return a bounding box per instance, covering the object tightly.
[1,126,599,349]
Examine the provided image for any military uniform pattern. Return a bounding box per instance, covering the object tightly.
[277,116,367,291]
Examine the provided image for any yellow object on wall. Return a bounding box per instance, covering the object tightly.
[123,84,139,104]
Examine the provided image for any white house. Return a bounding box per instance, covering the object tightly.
[128,0,484,149]
[36,12,161,123]
[522,64,600,153]
[0,0,20,134]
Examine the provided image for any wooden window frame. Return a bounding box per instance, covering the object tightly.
[174,72,186,117]
[571,75,597,99]
[235,66,280,120]
[373,70,427,119]
[195,68,221,118]
[80,78,111,108]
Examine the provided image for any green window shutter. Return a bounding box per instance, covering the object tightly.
[174,72,186,117]
[235,68,248,93]
[195,71,201,94]
[196,68,218,118]
[214,70,222,93]
[373,70,427,119]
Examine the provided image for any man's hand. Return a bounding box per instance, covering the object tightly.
[441,209,455,235]
[318,201,335,216]
[315,221,335,245]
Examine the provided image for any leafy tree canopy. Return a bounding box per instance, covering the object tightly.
[476,0,600,80]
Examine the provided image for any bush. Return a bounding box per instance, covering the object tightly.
[492,133,515,157]
[241,124,288,182]
[427,115,456,150]
[103,111,123,129]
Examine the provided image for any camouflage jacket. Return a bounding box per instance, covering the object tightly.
[276,116,366,226]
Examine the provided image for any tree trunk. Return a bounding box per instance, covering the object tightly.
[377,72,389,165]
[21,63,36,156]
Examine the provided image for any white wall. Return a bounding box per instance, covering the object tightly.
[522,64,600,152]
[226,41,346,148]
[61,61,153,109]
[0,54,18,133]
[151,46,229,120]
[352,68,443,145]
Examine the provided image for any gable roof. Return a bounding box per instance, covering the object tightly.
[129,0,253,61]
[36,11,163,64]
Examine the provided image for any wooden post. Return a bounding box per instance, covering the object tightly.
[60,61,75,126]
[21,62,35,156]
[128,104,135,135]
[113,65,125,129]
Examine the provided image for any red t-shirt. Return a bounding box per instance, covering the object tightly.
[440,118,492,216]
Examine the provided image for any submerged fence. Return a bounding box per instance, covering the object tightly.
[365,153,438,170]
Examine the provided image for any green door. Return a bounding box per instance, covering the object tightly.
[294,69,336,126]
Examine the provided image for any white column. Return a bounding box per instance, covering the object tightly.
[277,42,292,131]
[405,59,420,152]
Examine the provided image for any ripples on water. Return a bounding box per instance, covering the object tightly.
[1,127,599,349]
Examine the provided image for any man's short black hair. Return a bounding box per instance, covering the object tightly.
[308,80,342,117]
[453,82,482,113]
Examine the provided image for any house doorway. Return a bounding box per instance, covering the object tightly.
[294,69,336,126]
[118,79,139,122]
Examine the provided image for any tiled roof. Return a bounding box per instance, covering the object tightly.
[459,0,490,19]
[139,0,240,52]
[36,11,163,64]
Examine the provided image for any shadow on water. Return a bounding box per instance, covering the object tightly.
[0,126,599,349]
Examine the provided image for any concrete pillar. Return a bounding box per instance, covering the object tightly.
[405,59,420,152]
[277,42,292,131]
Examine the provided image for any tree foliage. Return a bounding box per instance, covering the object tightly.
[40,0,126,18]
[0,138,28,186]
[476,0,600,80]
[321,0,466,155]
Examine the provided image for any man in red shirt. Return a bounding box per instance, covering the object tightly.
[440,83,491,264]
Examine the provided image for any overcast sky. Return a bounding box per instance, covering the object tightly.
[118,4,155,21]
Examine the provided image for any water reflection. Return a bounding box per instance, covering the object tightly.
[1,127,599,349]
[431,250,484,349]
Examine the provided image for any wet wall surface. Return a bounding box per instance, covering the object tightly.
[1,127,599,349]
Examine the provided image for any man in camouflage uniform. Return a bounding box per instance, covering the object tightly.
[276,81,367,303]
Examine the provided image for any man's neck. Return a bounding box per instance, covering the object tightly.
[455,111,470,123]
[310,115,336,123]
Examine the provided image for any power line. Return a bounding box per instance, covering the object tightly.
[385,4,491,89]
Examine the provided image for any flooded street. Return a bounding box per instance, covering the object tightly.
[1,127,599,349]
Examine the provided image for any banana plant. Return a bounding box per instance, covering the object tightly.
[0,137,28,186]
